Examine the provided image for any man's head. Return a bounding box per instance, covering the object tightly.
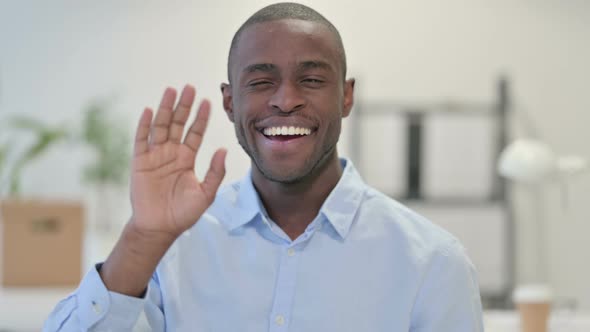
[221,2,355,184]
[227,2,347,84]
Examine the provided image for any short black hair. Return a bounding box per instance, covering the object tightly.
[227,2,347,83]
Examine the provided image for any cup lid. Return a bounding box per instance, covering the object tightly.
[513,284,553,303]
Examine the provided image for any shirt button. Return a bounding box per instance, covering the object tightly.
[287,248,295,257]
[275,315,285,326]
[91,301,102,314]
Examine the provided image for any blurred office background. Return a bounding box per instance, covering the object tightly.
[1,0,589,330]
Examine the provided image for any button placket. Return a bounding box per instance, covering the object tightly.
[91,300,102,314]
[287,248,295,257]
[268,246,301,332]
[275,314,285,326]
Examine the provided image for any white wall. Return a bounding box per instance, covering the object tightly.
[1,0,589,308]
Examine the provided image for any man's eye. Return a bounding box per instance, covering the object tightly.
[249,80,272,87]
[301,78,325,87]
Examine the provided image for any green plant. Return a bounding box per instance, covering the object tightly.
[0,142,9,189]
[6,117,69,195]
[81,99,130,186]
[0,144,7,176]
[0,98,130,196]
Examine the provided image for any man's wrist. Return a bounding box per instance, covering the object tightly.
[126,217,179,249]
[98,220,177,297]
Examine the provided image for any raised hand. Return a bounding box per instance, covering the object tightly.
[130,85,226,238]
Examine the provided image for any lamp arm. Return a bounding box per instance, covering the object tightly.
[557,156,588,176]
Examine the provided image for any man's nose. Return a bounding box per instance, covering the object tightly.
[268,81,305,113]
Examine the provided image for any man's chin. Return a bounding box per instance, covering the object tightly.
[253,145,338,185]
[259,166,310,184]
[254,158,314,185]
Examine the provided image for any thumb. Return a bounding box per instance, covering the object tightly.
[201,148,227,202]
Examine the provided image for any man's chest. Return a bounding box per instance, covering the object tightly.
[156,234,418,332]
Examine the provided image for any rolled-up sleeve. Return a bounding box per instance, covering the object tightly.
[410,240,484,332]
[43,263,162,331]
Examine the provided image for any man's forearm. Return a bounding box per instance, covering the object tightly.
[99,220,177,297]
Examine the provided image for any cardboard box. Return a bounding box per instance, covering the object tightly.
[0,199,84,287]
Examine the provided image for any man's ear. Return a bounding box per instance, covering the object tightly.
[342,78,355,118]
[220,83,234,123]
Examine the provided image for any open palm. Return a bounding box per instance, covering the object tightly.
[130,85,226,237]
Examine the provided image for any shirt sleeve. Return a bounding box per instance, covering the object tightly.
[42,263,165,332]
[410,240,484,332]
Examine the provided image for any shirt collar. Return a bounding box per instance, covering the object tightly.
[319,158,367,239]
[226,158,367,239]
[226,169,263,232]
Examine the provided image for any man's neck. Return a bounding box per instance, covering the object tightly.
[252,153,343,240]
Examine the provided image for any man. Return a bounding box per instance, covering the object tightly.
[45,3,483,331]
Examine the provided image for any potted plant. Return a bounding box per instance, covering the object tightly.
[0,98,131,286]
[0,116,84,287]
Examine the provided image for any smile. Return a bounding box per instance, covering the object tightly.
[262,126,312,136]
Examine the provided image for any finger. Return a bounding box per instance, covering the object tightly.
[150,87,177,145]
[134,108,153,156]
[201,148,227,202]
[183,99,211,153]
[169,84,196,143]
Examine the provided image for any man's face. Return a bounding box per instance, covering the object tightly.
[222,19,354,183]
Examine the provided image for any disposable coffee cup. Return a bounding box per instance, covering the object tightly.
[513,284,553,332]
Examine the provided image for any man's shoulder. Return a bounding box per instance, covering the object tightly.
[357,186,462,255]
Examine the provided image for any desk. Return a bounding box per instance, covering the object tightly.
[0,287,74,331]
[484,310,590,332]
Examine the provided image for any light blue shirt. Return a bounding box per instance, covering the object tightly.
[44,159,483,331]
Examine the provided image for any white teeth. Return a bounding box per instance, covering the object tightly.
[262,126,313,136]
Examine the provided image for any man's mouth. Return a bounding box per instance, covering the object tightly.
[261,126,313,142]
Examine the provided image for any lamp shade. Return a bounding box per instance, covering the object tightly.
[497,139,557,183]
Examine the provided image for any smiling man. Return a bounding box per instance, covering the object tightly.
[221,14,355,240]
[45,3,483,332]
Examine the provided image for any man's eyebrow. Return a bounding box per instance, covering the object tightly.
[243,63,277,74]
[297,60,334,72]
